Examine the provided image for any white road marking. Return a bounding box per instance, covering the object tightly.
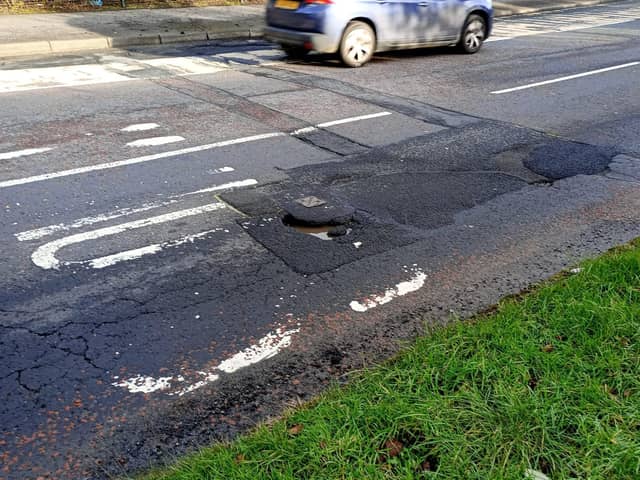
[113,325,299,396]
[1,111,391,189]
[171,179,258,198]
[121,123,160,132]
[491,62,640,94]
[31,202,226,270]
[350,270,427,312]
[0,64,133,93]
[140,57,228,75]
[217,326,299,374]
[88,228,225,269]
[316,111,392,128]
[291,126,318,135]
[15,199,180,242]
[0,147,54,161]
[0,132,283,189]
[0,57,228,94]
[112,375,174,394]
[488,3,640,42]
[126,136,185,147]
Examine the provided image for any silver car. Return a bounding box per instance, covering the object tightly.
[265,0,492,67]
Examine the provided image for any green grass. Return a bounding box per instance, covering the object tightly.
[141,241,640,480]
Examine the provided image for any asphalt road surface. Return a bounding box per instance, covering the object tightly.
[1,1,640,478]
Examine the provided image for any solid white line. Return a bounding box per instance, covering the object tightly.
[171,179,258,198]
[0,147,54,161]
[121,123,160,132]
[88,228,224,269]
[126,136,185,148]
[0,132,284,189]
[31,202,226,270]
[15,199,179,242]
[491,62,640,94]
[316,111,392,128]
[291,126,317,135]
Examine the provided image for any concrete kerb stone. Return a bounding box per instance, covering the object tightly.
[108,35,162,48]
[50,37,110,53]
[0,40,51,58]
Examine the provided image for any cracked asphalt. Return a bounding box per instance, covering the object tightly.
[1,2,640,478]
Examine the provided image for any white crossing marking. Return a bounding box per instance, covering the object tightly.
[489,2,640,41]
[126,136,185,147]
[491,62,640,94]
[31,202,226,270]
[0,147,54,161]
[121,123,160,132]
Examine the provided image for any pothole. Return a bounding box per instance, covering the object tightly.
[282,214,351,241]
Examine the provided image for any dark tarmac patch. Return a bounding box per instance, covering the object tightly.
[333,172,526,229]
[524,140,614,180]
[241,212,423,274]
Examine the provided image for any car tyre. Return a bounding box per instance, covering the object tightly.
[339,21,376,68]
[458,14,486,54]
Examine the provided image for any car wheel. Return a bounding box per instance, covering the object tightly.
[339,21,375,68]
[281,45,308,59]
[458,14,486,54]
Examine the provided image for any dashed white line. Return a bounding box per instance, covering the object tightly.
[0,147,54,161]
[31,202,226,270]
[121,123,160,132]
[1,112,392,189]
[126,136,185,147]
[491,62,640,94]
[0,132,283,189]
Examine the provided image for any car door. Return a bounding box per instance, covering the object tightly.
[424,0,465,42]
[372,0,430,47]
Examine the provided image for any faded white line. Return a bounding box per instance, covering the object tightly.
[316,111,392,128]
[291,126,317,136]
[217,326,299,373]
[1,111,391,189]
[350,270,427,312]
[171,179,258,198]
[15,199,180,242]
[31,202,225,270]
[491,62,640,94]
[113,325,298,396]
[121,123,160,132]
[126,136,185,148]
[88,228,225,269]
[0,132,283,189]
[0,147,54,161]
[112,375,174,394]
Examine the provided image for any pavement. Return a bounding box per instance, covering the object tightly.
[0,0,620,59]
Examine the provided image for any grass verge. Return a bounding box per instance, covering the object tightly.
[141,240,640,480]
